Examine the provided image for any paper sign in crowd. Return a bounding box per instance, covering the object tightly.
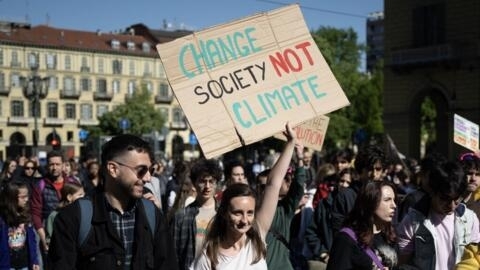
[454,114,479,152]
[156,4,349,158]
[274,115,330,151]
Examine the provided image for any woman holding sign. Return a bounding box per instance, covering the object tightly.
[192,123,302,270]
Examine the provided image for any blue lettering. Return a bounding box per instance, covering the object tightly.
[233,102,252,128]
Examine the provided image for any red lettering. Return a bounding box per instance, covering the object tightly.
[269,41,315,78]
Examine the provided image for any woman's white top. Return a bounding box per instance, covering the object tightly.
[192,239,267,270]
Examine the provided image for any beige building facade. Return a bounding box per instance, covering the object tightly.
[0,22,195,161]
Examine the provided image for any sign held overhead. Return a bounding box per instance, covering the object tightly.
[156,4,349,158]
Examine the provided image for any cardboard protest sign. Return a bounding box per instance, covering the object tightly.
[156,4,350,158]
[454,114,479,151]
[274,115,329,151]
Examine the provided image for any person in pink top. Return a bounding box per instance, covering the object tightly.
[397,160,480,270]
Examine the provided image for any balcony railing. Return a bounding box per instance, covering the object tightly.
[155,94,173,103]
[8,117,30,125]
[80,66,90,72]
[170,121,188,130]
[60,89,81,99]
[93,91,113,101]
[390,44,455,66]
[0,86,10,96]
[78,119,99,126]
[44,118,64,126]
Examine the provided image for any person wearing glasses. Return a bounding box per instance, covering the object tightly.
[397,161,480,270]
[16,158,43,198]
[170,158,223,270]
[48,134,178,270]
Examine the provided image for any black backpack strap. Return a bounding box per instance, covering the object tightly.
[77,198,156,246]
[269,228,291,251]
[78,199,93,247]
[141,198,156,238]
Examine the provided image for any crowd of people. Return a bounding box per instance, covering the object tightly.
[1,125,480,270]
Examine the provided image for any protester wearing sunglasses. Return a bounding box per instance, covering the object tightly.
[48,134,178,270]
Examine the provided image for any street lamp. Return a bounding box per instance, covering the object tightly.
[20,63,49,156]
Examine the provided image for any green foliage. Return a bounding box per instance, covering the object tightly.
[311,26,384,150]
[87,85,165,136]
[421,97,437,143]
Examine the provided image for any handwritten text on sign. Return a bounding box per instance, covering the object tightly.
[454,114,479,151]
[157,4,350,158]
[275,115,330,151]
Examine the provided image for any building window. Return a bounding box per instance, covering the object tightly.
[159,107,169,122]
[112,80,120,94]
[63,77,75,92]
[97,78,107,93]
[65,103,76,119]
[80,56,90,72]
[158,63,165,78]
[413,3,445,47]
[48,76,58,90]
[28,53,38,69]
[111,40,120,49]
[46,53,57,69]
[81,56,87,66]
[144,62,151,76]
[0,100,2,116]
[0,49,3,66]
[98,58,104,74]
[97,104,108,117]
[112,60,122,74]
[159,83,169,97]
[80,103,93,120]
[65,55,71,70]
[11,100,24,117]
[127,41,135,50]
[144,81,153,93]
[67,131,74,141]
[129,60,135,76]
[10,73,20,87]
[172,107,185,127]
[11,51,20,67]
[80,78,91,91]
[142,42,151,53]
[0,73,5,89]
[47,102,58,118]
[128,80,135,94]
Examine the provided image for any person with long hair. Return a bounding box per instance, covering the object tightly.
[45,181,85,241]
[192,122,300,270]
[0,181,40,270]
[0,158,18,185]
[327,181,398,270]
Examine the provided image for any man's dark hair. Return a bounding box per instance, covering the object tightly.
[428,161,467,197]
[100,134,153,168]
[190,158,223,183]
[47,150,64,162]
[333,148,354,163]
[224,160,244,179]
[459,152,480,173]
[354,144,386,174]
